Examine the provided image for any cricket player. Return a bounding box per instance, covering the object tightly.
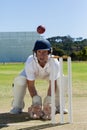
[10,39,68,120]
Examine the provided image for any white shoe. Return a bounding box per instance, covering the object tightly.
[10,107,22,114]
[63,109,68,114]
[56,106,68,114]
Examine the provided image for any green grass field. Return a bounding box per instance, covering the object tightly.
[0,61,87,98]
[0,61,87,112]
[0,61,87,130]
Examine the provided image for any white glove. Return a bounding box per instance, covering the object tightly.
[28,95,43,119]
[43,96,51,106]
[32,95,42,106]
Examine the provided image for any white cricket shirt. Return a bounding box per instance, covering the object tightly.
[24,55,60,81]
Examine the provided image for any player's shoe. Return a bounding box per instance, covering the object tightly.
[56,106,68,114]
[10,107,22,114]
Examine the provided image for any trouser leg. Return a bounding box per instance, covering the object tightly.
[56,76,68,113]
[12,75,27,109]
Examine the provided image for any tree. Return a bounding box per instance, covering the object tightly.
[47,35,87,61]
[52,47,65,56]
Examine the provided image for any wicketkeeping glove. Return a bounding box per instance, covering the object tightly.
[42,96,57,120]
[42,104,51,120]
[28,95,43,119]
[28,104,43,119]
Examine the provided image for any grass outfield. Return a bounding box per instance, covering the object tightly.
[0,61,87,130]
[0,61,87,110]
[0,61,87,98]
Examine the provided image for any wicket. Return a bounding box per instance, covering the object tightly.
[51,56,73,124]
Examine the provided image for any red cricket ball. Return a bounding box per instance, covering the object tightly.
[37,25,46,34]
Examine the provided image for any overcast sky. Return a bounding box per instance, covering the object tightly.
[0,0,87,38]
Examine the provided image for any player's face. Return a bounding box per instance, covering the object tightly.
[36,50,49,67]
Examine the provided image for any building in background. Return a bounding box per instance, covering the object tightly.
[0,32,42,62]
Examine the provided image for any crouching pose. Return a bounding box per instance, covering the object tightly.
[10,39,68,120]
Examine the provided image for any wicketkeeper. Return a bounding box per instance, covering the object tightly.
[10,39,68,120]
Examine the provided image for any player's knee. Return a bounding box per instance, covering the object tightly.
[13,76,27,87]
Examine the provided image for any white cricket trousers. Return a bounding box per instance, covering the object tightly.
[11,76,61,109]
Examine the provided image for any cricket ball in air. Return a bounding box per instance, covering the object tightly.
[37,25,46,34]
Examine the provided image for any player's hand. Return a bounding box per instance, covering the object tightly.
[42,104,51,120]
[28,105,43,119]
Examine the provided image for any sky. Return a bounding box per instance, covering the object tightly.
[0,0,87,39]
